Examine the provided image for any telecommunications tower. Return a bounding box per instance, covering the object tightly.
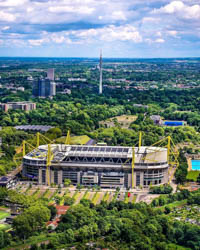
[99,50,103,94]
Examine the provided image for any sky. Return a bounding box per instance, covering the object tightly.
[0,0,200,58]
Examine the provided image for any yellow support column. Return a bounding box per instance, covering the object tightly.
[139,132,142,148]
[22,140,26,157]
[36,132,40,148]
[132,147,135,188]
[46,144,51,186]
[167,136,171,164]
[65,130,71,145]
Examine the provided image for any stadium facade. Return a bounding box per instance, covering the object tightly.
[22,144,169,188]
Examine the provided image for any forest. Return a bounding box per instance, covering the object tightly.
[0,187,200,249]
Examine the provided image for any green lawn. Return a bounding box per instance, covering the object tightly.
[0,224,10,231]
[186,170,199,181]
[56,135,90,145]
[159,200,187,211]
[70,135,90,145]
[0,211,10,220]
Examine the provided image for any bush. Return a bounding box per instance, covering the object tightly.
[64,196,75,206]
[149,184,173,194]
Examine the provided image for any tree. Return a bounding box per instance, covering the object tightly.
[48,205,57,220]
[64,178,71,187]
[13,204,51,239]
[64,196,75,206]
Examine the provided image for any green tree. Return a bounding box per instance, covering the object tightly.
[64,178,71,187]
[13,204,50,239]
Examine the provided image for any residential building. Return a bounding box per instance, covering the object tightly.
[0,102,36,112]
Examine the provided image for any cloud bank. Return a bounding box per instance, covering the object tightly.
[0,0,200,57]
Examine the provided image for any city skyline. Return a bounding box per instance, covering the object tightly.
[0,0,200,58]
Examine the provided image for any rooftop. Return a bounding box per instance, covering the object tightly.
[24,144,167,162]
[15,125,54,132]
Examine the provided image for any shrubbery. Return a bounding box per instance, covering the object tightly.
[149,184,173,194]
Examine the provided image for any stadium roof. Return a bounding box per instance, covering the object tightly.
[15,125,54,132]
[24,144,167,162]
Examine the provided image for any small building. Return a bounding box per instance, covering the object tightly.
[55,205,70,218]
[0,176,16,188]
[150,115,162,125]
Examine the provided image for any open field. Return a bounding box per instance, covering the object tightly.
[99,115,137,129]
[186,171,199,181]
[56,135,90,145]
[0,211,10,220]
[0,224,10,230]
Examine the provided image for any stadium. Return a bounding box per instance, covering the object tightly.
[22,144,169,188]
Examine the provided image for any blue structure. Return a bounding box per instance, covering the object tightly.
[164,121,184,126]
[191,160,200,171]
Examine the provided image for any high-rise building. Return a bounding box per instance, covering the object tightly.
[99,50,103,94]
[33,78,56,98]
[47,68,54,81]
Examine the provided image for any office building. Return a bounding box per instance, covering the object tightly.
[33,78,56,98]
[0,102,36,112]
[47,68,54,81]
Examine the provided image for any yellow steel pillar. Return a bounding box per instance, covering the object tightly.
[132,147,135,188]
[139,132,142,148]
[167,136,171,164]
[22,140,26,157]
[46,144,51,186]
[36,132,40,148]
[65,130,71,145]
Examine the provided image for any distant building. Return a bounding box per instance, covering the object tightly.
[27,76,34,81]
[133,104,149,109]
[60,89,71,95]
[68,78,87,82]
[0,102,36,112]
[15,125,54,132]
[0,176,16,188]
[150,115,162,125]
[47,68,54,81]
[33,78,56,98]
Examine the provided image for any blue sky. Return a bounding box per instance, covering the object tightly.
[0,0,200,57]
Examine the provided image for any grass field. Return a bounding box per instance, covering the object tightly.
[0,224,10,231]
[100,115,137,129]
[56,135,90,145]
[186,171,199,181]
[0,211,10,220]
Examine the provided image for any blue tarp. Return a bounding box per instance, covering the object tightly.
[164,121,184,126]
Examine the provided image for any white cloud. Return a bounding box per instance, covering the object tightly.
[48,6,94,15]
[155,38,165,43]
[1,26,10,30]
[0,0,27,7]
[167,30,178,36]
[77,25,142,43]
[28,39,46,46]
[0,11,16,22]
[142,17,160,23]
[156,31,162,37]
[154,1,200,19]
[111,11,127,21]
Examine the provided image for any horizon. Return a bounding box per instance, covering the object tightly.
[1,56,200,59]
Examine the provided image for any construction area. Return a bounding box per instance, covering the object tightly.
[17,131,179,189]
